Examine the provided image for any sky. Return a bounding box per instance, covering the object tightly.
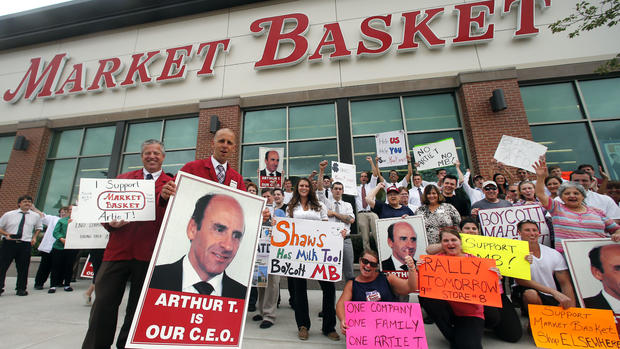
[0,0,72,16]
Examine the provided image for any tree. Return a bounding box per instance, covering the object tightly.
[549,0,620,73]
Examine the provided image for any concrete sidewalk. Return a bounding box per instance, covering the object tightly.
[1,277,538,348]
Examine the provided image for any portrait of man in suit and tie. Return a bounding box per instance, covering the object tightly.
[259,150,282,177]
[149,192,248,299]
[583,244,620,313]
[381,221,417,271]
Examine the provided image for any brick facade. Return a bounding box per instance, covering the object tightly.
[197,105,242,170]
[0,126,51,214]
[458,78,532,180]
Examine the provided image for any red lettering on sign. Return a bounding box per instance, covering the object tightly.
[308,22,352,62]
[87,58,123,91]
[55,63,85,95]
[503,0,552,38]
[3,53,68,102]
[398,8,446,51]
[120,51,160,87]
[251,13,309,69]
[357,15,393,56]
[453,0,495,45]
[157,45,193,82]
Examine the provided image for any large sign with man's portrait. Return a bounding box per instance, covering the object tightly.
[563,238,620,328]
[376,216,427,279]
[126,172,266,349]
[258,147,283,188]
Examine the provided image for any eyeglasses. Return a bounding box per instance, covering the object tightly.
[483,186,498,191]
[509,189,518,193]
[360,257,379,268]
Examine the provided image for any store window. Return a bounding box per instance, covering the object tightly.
[0,135,15,186]
[120,117,198,175]
[522,77,620,180]
[241,103,338,183]
[38,126,116,213]
[351,93,467,183]
[38,116,198,214]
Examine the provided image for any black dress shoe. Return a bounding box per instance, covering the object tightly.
[259,321,273,329]
[252,314,263,321]
[248,304,257,312]
[318,311,323,318]
[34,285,44,290]
[16,290,28,296]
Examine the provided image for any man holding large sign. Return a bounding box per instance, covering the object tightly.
[83,139,172,349]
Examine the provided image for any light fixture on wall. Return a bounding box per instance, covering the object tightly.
[209,115,220,133]
[490,89,507,112]
[13,135,29,150]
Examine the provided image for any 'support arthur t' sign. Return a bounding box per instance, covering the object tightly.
[4,0,551,103]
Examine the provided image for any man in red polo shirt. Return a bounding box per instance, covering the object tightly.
[82,139,172,349]
[160,128,246,199]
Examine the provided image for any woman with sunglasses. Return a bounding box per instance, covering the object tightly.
[285,177,340,341]
[336,249,417,334]
[533,157,620,253]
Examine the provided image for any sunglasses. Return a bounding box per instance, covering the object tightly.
[360,257,379,268]
[483,186,498,191]
[509,189,518,193]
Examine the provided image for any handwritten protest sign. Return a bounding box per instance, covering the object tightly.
[331,161,357,196]
[461,233,531,280]
[375,130,407,168]
[75,178,155,223]
[269,217,344,282]
[493,135,547,173]
[126,172,266,349]
[418,255,501,307]
[478,204,551,246]
[65,206,110,249]
[345,301,428,349]
[258,147,283,188]
[413,138,457,171]
[80,254,94,279]
[528,305,619,349]
[252,226,271,287]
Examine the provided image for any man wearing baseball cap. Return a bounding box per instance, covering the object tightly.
[365,182,414,219]
[471,180,513,217]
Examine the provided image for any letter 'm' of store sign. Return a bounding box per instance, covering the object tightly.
[3,0,551,104]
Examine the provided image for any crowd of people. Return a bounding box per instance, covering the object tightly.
[0,127,619,348]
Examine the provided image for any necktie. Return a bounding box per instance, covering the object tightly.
[216,164,225,184]
[270,172,275,177]
[145,173,153,180]
[325,189,329,198]
[417,187,423,200]
[400,264,408,271]
[361,185,367,209]
[13,212,26,239]
[335,201,340,214]
[193,281,214,295]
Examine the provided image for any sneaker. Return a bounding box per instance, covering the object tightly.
[298,326,309,340]
[324,331,340,341]
[64,286,73,292]
[259,321,273,329]
[34,285,44,290]
[48,287,56,294]
[16,290,28,296]
[252,314,263,321]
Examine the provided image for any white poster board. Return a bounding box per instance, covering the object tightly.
[75,178,156,223]
[376,215,427,280]
[563,239,620,324]
[478,204,551,246]
[493,135,547,173]
[64,206,110,249]
[269,218,344,282]
[375,130,408,168]
[331,161,357,196]
[258,147,284,188]
[412,138,458,171]
[126,171,266,349]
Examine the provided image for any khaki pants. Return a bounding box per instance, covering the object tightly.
[357,211,378,251]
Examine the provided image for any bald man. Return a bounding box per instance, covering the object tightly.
[162,128,246,199]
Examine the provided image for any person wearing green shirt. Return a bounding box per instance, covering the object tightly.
[49,207,78,293]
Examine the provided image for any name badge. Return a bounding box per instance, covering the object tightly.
[366,290,381,302]
[229,179,237,189]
